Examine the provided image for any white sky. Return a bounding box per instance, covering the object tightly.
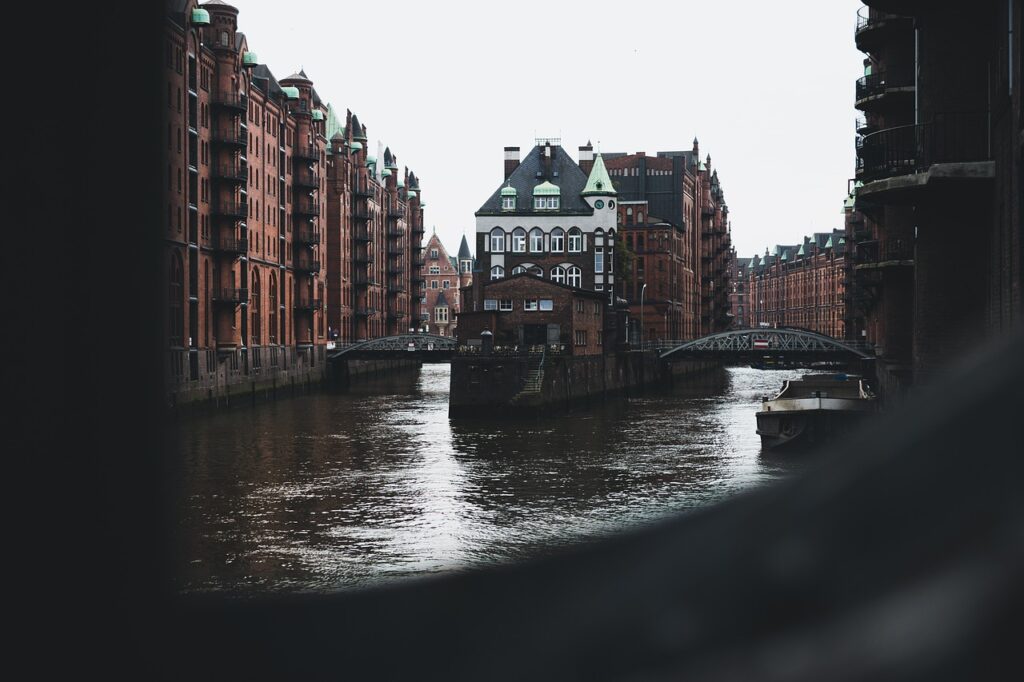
[229,0,866,258]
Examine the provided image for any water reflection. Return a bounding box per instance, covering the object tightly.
[171,364,819,593]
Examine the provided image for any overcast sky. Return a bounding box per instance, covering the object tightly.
[229,0,865,258]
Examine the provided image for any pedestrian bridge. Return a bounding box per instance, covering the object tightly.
[655,328,874,361]
[327,333,457,362]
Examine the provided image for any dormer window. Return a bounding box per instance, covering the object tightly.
[502,196,515,210]
[532,181,560,210]
[534,196,560,210]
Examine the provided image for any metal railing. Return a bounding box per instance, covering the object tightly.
[856,71,912,102]
[211,94,247,110]
[211,129,247,146]
[293,200,319,216]
[294,259,320,273]
[855,7,910,34]
[214,200,247,218]
[212,287,248,304]
[293,169,318,187]
[213,165,247,182]
[294,146,319,161]
[213,235,247,254]
[858,112,990,181]
[295,230,319,246]
[457,344,568,357]
[294,298,322,311]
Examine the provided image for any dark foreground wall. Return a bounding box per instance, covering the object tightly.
[449,351,719,417]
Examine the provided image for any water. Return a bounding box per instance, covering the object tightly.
[170,364,820,593]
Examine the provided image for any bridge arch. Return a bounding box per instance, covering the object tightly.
[659,328,873,360]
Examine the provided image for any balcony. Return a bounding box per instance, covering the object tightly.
[387,228,404,239]
[352,273,377,288]
[387,207,404,218]
[213,164,247,183]
[294,258,321,274]
[855,7,913,52]
[211,129,247,147]
[353,209,370,221]
[388,266,404,276]
[855,72,914,112]
[410,223,425,233]
[294,298,322,312]
[387,245,403,257]
[293,168,319,188]
[387,310,406,319]
[411,273,425,284]
[857,112,991,184]
[389,283,407,293]
[293,200,319,218]
[861,0,928,16]
[212,287,247,305]
[294,145,319,161]
[353,226,370,242]
[214,200,247,218]
[355,307,378,316]
[855,238,914,269]
[211,94,247,111]
[354,251,371,264]
[295,229,320,247]
[212,234,248,255]
[412,257,425,268]
[354,185,374,197]
[855,117,877,135]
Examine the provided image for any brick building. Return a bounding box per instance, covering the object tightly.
[851,0,1021,395]
[163,0,423,406]
[745,230,848,338]
[458,139,618,354]
[602,138,734,342]
[419,231,470,337]
[730,254,751,328]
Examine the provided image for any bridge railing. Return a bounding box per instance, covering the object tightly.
[456,344,568,357]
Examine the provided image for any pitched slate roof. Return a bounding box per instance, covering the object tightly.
[251,64,285,100]
[582,153,616,196]
[457,235,472,260]
[476,144,592,215]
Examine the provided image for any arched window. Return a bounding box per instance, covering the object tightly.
[550,266,566,284]
[490,265,505,280]
[250,268,261,345]
[550,228,564,253]
[268,272,278,344]
[169,252,184,347]
[567,266,582,288]
[568,228,582,253]
[530,266,543,277]
[512,265,526,275]
[490,227,505,253]
[512,227,526,253]
[530,228,544,253]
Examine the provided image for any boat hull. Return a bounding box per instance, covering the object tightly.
[756,397,875,450]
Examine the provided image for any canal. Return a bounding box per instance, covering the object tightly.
[170,364,822,593]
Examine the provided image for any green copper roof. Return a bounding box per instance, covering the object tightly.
[781,251,789,261]
[825,236,833,248]
[281,86,300,99]
[325,104,345,141]
[311,110,324,121]
[397,179,405,188]
[581,153,617,196]
[533,181,560,196]
[191,8,210,25]
[349,140,363,152]
[839,237,846,244]
[698,161,707,171]
[419,202,426,208]
[381,168,392,177]
[407,190,417,199]
[797,244,805,256]
[243,51,258,66]
[500,185,517,196]
[366,155,377,166]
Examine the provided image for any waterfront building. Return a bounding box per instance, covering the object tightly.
[745,230,848,338]
[730,255,751,328]
[852,0,1022,394]
[458,139,618,353]
[602,138,734,342]
[420,231,468,337]
[163,0,423,407]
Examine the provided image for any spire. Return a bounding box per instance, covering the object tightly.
[582,153,617,196]
[458,234,472,259]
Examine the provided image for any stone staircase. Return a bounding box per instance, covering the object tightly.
[509,349,546,405]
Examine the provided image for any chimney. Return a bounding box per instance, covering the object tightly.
[578,141,594,174]
[504,146,520,179]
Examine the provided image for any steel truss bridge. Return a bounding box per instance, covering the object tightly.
[655,328,874,361]
[327,333,457,362]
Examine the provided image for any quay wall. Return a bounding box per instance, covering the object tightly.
[449,352,719,417]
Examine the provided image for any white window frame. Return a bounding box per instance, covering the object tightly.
[550,228,564,253]
[539,299,553,311]
[524,299,538,311]
[594,247,604,273]
[529,228,544,253]
[567,266,582,288]
[512,228,526,253]
[502,196,515,210]
[550,266,566,284]
[490,265,504,280]
[429,265,440,274]
[499,299,513,311]
[490,228,505,252]
[568,229,582,253]
[484,299,498,310]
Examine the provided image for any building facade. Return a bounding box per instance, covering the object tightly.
[419,231,470,337]
[163,0,423,406]
[745,230,848,339]
[852,0,1022,395]
[602,139,734,342]
[730,255,751,328]
[458,139,618,354]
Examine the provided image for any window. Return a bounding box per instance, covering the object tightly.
[484,299,498,310]
[435,307,449,323]
[575,330,587,346]
[512,228,526,253]
[529,266,543,277]
[461,260,471,273]
[429,265,440,274]
[524,299,538,311]
[499,299,513,311]
[539,299,553,311]
[597,330,603,345]
[442,280,450,289]
[595,247,604,273]
[550,266,566,284]
[568,228,582,253]
[576,300,585,313]
[490,228,505,252]
[512,265,526,275]
[250,269,261,345]
[490,265,505,280]
[431,280,438,289]
[430,249,438,259]
[567,266,582,288]
[502,196,515,210]
[534,196,559,210]
[550,228,564,252]
[530,228,544,253]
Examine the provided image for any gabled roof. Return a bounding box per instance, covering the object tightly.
[480,271,606,299]
[477,144,591,215]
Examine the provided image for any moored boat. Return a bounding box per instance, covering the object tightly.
[756,373,877,450]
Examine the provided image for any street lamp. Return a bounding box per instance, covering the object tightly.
[640,282,647,348]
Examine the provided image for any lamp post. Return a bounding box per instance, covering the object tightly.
[640,282,647,348]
